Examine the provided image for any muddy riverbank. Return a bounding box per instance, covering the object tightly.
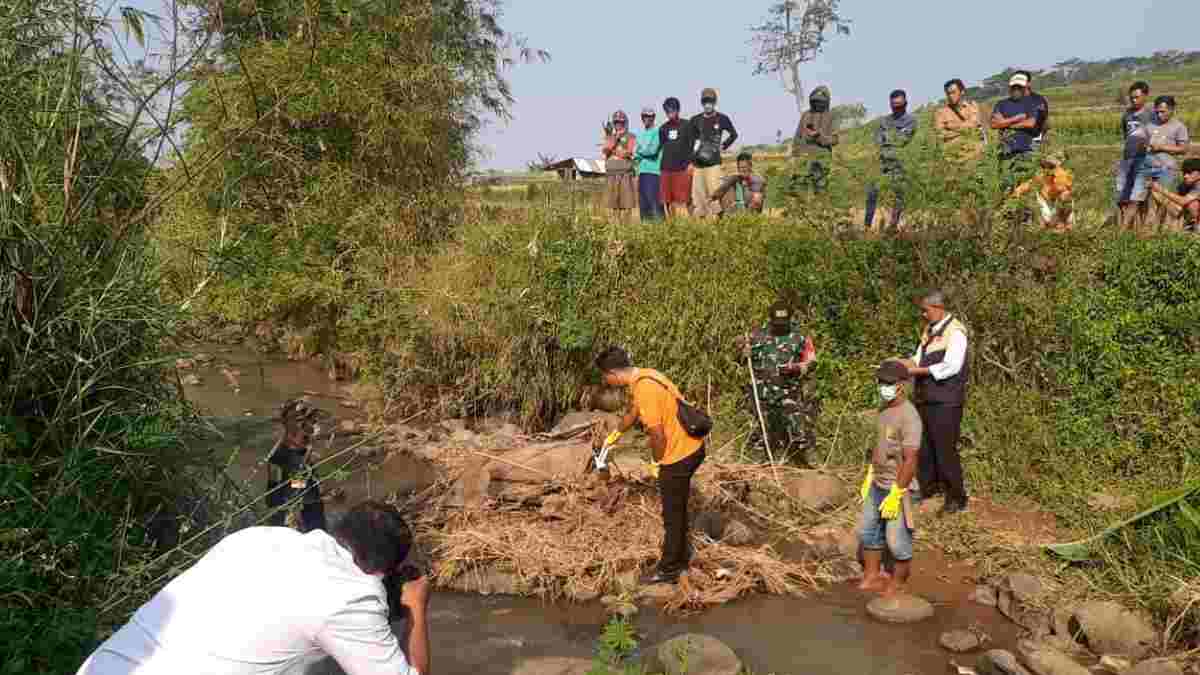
[173,344,1048,675]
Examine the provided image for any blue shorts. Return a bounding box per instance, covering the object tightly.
[859,483,913,561]
[1116,157,1160,203]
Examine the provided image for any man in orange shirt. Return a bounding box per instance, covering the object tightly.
[1013,151,1074,230]
[596,346,705,585]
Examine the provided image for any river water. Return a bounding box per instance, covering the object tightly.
[180,344,1022,675]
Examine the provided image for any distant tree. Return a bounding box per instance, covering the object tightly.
[527,152,558,172]
[830,102,867,129]
[749,1,851,114]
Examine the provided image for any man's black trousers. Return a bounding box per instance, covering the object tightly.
[916,403,966,502]
[657,445,706,576]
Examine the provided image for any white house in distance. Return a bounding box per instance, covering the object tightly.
[544,158,607,181]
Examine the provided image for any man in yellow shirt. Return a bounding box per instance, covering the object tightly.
[1013,151,1074,230]
[596,346,705,585]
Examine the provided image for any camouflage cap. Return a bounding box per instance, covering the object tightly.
[810,86,831,101]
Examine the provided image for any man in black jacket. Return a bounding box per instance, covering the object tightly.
[689,87,738,220]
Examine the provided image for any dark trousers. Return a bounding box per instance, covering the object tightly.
[865,165,905,228]
[638,173,665,221]
[916,403,966,502]
[266,479,327,532]
[657,445,706,576]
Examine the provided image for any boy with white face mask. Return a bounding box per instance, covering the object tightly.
[857,360,922,596]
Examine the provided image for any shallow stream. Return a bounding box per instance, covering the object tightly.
[181,344,1022,675]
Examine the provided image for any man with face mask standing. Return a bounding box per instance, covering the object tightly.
[905,290,970,515]
[736,300,818,467]
[772,86,838,212]
[689,87,738,219]
[857,360,922,595]
[864,90,917,229]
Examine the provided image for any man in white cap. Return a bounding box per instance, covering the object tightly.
[635,106,665,222]
[990,72,1040,190]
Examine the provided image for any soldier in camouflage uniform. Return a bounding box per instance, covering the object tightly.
[737,301,819,467]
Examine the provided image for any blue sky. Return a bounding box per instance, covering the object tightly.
[125,0,1200,169]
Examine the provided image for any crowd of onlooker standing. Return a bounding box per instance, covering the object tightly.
[600,71,1198,232]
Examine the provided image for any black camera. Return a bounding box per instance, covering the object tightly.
[383,564,424,620]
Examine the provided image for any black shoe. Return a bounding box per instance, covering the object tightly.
[939,496,969,516]
[642,571,680,585]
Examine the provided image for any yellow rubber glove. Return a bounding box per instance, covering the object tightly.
[646,461,660,479]
[859,465,874,502]
[879,484,906,520]
[605,430,622,447]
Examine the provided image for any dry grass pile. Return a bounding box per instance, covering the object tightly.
[395,437,854,614]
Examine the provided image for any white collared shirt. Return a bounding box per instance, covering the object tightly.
[912,315,967,381]
[77,527,417,675]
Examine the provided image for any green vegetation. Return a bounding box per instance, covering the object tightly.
[0,2,230,671]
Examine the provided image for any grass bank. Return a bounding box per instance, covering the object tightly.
[384,205,1200,634]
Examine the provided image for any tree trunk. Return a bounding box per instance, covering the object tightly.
[789,60,805,114]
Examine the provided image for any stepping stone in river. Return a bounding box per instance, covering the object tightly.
[867,593,934,624]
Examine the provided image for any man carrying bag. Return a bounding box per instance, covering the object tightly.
[595,346,711,585]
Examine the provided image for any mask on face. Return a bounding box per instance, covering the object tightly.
[879,384,898,403]
[703,103,716,114]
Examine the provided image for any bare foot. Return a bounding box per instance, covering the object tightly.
[858,575,888,592]
[880,579,905,596]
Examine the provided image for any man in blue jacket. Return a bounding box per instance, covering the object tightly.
[865,89,916,229]
[636,106,665,222]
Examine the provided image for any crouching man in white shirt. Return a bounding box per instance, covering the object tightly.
[77,501,430,675]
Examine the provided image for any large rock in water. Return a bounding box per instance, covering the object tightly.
[978,650,1034,675]
[643,634,742,675]
[866,593,934,624]
[1069,601,1157,660]
[940,629,983,653]
[1018,640,1090,675]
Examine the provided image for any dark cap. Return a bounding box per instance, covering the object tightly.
[876,360,910,384]
[768,301,792,327]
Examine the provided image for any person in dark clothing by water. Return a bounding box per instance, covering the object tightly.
[865,89,917,229]
[266,398,327,532]
[905,290,971,516]
[658,97,693,219]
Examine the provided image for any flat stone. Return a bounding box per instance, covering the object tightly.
[978,649,1033,675]
[867,593,934,624]
[446,566,521,596]
[1007,573,1044,602]
[1018,640,1090,675]
[1128,659,1184,675]
[941,629,984,653]
[972,585,999,607]
[1098,655,1133,673]
[1070,601,1157,660]
[645,634,742,675]
[511,657,595,675]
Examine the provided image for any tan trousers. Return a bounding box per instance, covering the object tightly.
[691,165,724,217]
